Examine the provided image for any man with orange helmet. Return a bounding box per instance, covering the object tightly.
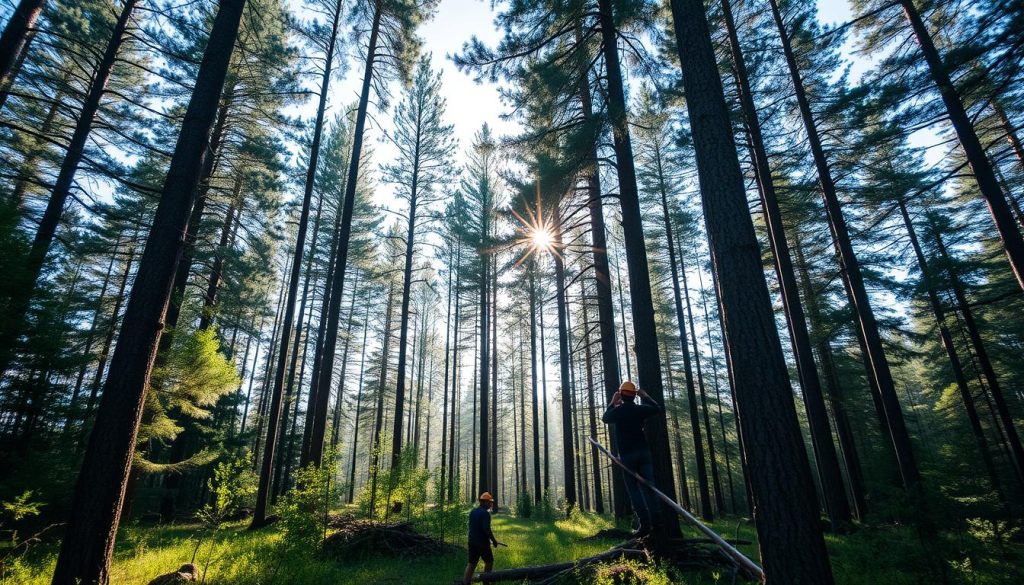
[602,380,662,537]
[462,491,504,583]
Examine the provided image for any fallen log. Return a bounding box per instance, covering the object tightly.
[471,548,647,582]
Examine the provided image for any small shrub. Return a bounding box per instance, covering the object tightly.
[515,490,533,518]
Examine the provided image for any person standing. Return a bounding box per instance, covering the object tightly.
[602,380,662,536]
[463,492,503,584]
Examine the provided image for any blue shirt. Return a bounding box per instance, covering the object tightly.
[468,505,496,547]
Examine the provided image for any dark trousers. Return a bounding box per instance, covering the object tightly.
[620,449,657,527]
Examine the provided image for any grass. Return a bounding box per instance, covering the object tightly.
[2,512,1021,584]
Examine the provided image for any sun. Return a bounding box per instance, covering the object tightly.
[531,227,554,252]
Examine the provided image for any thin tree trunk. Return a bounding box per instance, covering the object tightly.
[669,0,834,581]
[597,0,679,537]
[657,155,713,521]
[304,1,381,468]
[678,240,725,514]
[529,262,543,503]
[769,0,922,494]
[539,272,550,492]
[582,281,604,514]
[347,301,372,503]
[897,200,1009,501]
[51,0,247,579]
[552,223,576,513]
[898,0,1024,291]
[929,219,1024,492]
[2,0,138,376]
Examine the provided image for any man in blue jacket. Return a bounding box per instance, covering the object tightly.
[602,380,662,537]
[462,492,501,584]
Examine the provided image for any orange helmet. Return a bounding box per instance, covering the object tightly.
[479,492,494,502]
[619,381,637,397]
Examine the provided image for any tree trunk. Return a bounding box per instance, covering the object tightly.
[304,1,380,468]
[575,22,627,518]
[392,163,421,464]
[768,0,922,495]
[347,300,372,503]
[198,184,240,330]
[51,0,247,579]
[669,0,834,581]
[678,240,725,514]
[897,200,1008,501]
[929,219,1024,493]
[552,223,576,512]
[721,0,851,529]
[368,281,396,515]
[0,0,44,88]
[898,0,1024,291]
[657,156,713,521]
[582,280,605,514]
[597,0,679,537]
[1,0,138,376]
[529,262,543,503]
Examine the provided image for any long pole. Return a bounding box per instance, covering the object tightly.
[588,438,763,582]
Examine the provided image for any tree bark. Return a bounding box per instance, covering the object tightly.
[669,0,834,581]
[51,0,247,579]
[596,0,679,537]
[0,0,44,89]
[768,0,922,495]
[721,0,851,529]
[304,0,380,468]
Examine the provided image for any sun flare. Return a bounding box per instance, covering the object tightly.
[531,227,554,252]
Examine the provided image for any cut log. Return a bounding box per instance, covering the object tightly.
[472,549,647,582]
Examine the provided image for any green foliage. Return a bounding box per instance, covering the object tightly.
[515,489,533,518]
[357,446,428,520]
[279,461,339,552]
[134,328,240,473]
[197,455,257,529]
[585,558,683,585]
[536,489,557,521]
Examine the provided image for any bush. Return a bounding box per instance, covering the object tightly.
[279,460,340,553]
[356,446,428,521]
[515,490,533,518]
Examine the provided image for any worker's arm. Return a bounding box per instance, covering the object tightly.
[485,510,498,546]
[637,389,662,416]
[602,391,622,423]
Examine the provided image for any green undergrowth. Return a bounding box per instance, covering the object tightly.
[1,512,1020,584]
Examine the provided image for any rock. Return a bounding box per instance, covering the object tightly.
[146,563,197,584]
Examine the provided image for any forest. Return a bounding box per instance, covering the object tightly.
[0,0,1022,583]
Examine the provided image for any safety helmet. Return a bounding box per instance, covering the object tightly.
[619,381,638,396]
[479,492,494,502]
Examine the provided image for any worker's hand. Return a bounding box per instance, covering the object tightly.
[637,388,649,399]
[610,391,622,406]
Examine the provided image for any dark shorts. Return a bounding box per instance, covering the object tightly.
[468,542,493,565]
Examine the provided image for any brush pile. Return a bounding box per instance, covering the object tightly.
[323,519,457,559]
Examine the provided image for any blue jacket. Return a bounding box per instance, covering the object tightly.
[468,505,497,547]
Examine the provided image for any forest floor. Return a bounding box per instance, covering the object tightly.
[2,511,1021,584]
